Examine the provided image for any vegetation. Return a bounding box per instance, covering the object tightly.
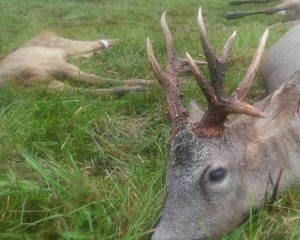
[0,0,299,239]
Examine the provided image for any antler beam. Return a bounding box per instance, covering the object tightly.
[187,8,267,138]
[147,8,268,140]
[147,12,205,142]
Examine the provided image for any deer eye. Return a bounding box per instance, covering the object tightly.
[209,168,226,182]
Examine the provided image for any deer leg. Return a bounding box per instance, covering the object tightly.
[230,0,276,5]
[47,79,145,96]
[52,62,153,86]
[62,38,119,56]
[25,32,118,56]
[226,3,288,19]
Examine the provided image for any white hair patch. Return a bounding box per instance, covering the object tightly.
[100,40,109,49]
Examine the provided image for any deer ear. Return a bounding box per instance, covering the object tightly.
[254,78,300,139]
[187,101,204,123]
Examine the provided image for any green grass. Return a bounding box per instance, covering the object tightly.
[0,0,299,239]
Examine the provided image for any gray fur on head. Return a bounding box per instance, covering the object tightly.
[152,129,249,240]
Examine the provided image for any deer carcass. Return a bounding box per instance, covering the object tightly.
[0,32,151,96]
[226,0,300,20]
[147,8,300,240]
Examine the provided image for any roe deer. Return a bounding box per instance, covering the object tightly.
[0,32,152,96]
[147,7,300,240]
[226,0,300,20]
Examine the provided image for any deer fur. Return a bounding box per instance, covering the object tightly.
[262,23,300,92]
[227,0,300,20]
[149,8,300,240]
[0,31,151,96]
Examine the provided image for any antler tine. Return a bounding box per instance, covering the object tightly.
[197,8,237,100]
[186,52,265,118]
[186,52,218,106]
[219,31,237,63]
[147,14,188,142]
[225,99,265,118]
[236,28,269,101]
[162,12,207,74]
[197,7,218,67]
[161,12,176,68]
[146,37,171,88]
[222,29,269,119]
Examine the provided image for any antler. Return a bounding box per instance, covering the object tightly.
[187,8,268,138]
[147,12,205,141]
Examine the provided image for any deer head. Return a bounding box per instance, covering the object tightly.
[147,8,269,240]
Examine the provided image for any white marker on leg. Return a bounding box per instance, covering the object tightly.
[100,40,109,49]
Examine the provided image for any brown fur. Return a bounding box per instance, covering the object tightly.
[0,32,152,96]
